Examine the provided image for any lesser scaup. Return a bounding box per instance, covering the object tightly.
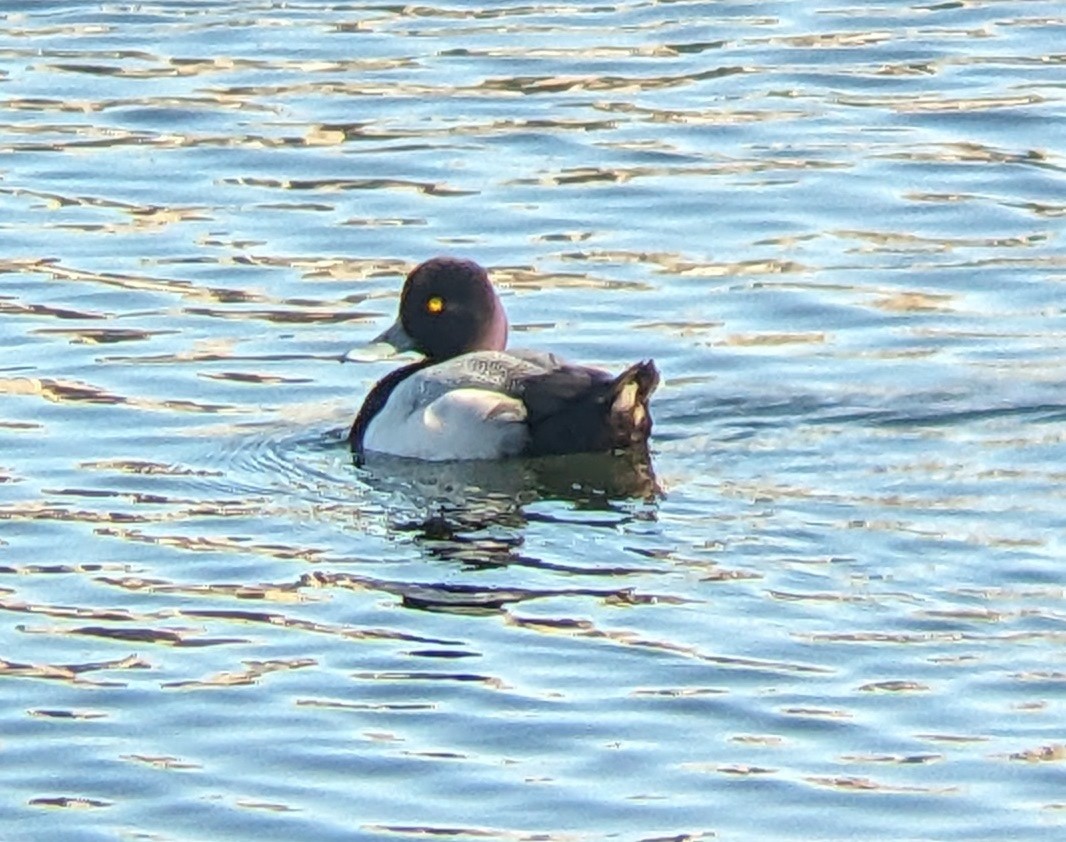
[349,257,659,461]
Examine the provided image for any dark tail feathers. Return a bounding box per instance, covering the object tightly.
[525,359,659,456]
[604,360,659,451]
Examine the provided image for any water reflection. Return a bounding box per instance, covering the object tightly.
[3,0,1066,839]
[357,447,659,572]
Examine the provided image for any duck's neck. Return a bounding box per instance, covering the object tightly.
[484,295,508,351]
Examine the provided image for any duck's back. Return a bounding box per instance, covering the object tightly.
[351,350,658,462]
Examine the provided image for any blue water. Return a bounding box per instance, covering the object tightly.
[1,2,1065,840]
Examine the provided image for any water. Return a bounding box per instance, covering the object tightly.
[1,1,1065,840]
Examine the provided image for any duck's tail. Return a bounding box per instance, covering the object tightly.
[524,358,660,456]
[604,360,659,451]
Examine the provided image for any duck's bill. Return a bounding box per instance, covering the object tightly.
[340,318,416,363]
[340,341,398,363]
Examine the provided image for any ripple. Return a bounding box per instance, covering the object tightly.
[2,2,1065,840]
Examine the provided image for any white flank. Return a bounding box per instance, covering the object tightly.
[364,387,529,461]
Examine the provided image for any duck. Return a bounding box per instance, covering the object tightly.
[348,257,659,462]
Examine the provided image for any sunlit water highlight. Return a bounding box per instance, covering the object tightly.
[1,2,1065,840]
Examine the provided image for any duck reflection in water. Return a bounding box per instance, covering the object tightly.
[355,445,660,571]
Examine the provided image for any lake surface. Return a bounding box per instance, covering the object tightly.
[1,2,1065,840]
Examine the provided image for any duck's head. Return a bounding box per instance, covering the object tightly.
[374,257,508,360]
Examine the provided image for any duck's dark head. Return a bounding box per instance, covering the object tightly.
[374,257,508,361]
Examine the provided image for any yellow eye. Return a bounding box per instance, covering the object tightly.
[426,296,445,315]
